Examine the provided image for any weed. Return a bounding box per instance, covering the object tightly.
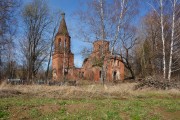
[59,107,66,114]
[106,111,120,120]
[0,110,9,119]
[59,101,67,106]
[29,108,41,118]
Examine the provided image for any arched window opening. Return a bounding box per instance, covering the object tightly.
[59,38,62,50]
[64,38,67,52]
[113,71,117,81]
[52,69,57,79]
[82,72,84,78]
[99,71,102,79]
[64,68,68,75]
[79,72,81,78]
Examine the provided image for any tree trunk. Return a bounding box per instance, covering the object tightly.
[100,0,106,85]
[111,0,125,55]
[46,27,57,80]
[168,0,175,81]
[160,0,166,79]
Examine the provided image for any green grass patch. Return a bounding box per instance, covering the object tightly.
[59,101,67,106]
[0,93,179,120]
[29,108,41,118]
[0,109,9,120]
[0,105,9,120]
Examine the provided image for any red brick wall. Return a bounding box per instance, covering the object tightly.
[52,32,75,81]
[52,23,125,82]
[81,40,125,82]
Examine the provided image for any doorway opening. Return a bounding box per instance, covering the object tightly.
[113,71,117,81]
[99,71,102,80]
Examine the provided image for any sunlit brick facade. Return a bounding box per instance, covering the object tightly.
[52,13,124,82]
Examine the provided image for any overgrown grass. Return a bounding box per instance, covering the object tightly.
[0,95,179,120]
[0,83,179,120]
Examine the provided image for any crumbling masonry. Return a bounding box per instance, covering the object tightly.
[52,13,124,82]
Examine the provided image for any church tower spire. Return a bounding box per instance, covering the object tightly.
[54,13,71,53]
[52,13,74,81]
[57,13,69,36]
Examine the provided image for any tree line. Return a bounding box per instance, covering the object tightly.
[0,0,61,82]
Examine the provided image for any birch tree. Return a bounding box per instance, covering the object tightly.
[160,0,167,79]
[75,0,139,80]
[148,0,168,79]
[74,0,114,46]
[149,0,180,80]
[99,0,106,84]
[45,11,61,80]
[75,0,108,83]
[111,0,139,79]
[111,0,126,54]
[135,11,164,77]
[168,0,180,81]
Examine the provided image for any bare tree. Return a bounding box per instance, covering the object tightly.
[147,0,168,79]
[115,26,138,79]
[0,0,20,79]
[45,11,62,80]
[148,0,180,80]
[111,0,126,54]
[75,0,109,84]
[147,0,167,78]
[75,0,139,80]
[21,0,51,82]
[111,0,139,79]
[135,11,167,77]
[168,0,180,80]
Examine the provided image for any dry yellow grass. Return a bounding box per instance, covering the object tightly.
[1,81,180,120]
[0,81,179,99]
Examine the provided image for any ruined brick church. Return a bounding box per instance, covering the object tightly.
[52,13,124,82]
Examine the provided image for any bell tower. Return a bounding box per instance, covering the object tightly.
[52,13,74,80]
[54,13,71,54]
